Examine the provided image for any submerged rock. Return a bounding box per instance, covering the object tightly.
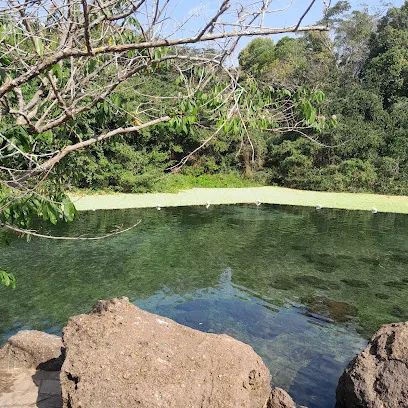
[336,321,408,408]
[61,297,271,408]
[0,330,63,371]
[303,296,357,323]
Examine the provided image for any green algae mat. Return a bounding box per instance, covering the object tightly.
[70,186,408,214]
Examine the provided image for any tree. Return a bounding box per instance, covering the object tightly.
[0,0,329,286]
[363,1,408,105]
[239,31,336,90]
[334,7,378,79]
[238,37,275,76]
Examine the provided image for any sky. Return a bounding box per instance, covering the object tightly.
[165,0,405,55]
[178,0,405,27]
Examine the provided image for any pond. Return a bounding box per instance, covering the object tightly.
[1,204,408,408]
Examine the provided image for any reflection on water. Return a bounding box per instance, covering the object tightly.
[136,269,365,408]
[1,204,408,408]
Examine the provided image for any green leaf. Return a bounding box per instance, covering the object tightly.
[103,102,109,114]
[51,63,63,80]
[172,145,183,153]
[303,101,313,121]
[33,37,44,56]
[232,119,240,135]
[45,203,58,225]
[88,59,97,74]
[313,91,325,103]
[38,130,53,143]
[61,196,77,221]
[0,271,16,289]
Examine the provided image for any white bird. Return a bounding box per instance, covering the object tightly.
[156,204,161,211]
[372,207,378,214]
[316,204,322,210]
[205,201,210,209]
[256,200,262,206]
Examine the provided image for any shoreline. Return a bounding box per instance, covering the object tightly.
[70,186,408,214]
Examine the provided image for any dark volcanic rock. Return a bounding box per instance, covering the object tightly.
[61,297,271,408]
[0,330,63,371]
[336,322,408,408]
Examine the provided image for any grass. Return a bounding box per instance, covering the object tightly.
[70,185,408,214]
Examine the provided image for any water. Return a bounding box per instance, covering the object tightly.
[1,204,408,407]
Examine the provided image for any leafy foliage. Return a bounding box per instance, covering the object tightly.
[0,270,16,289]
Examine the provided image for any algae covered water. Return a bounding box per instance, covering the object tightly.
[1,204,408,407]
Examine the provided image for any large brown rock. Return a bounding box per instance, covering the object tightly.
[267,387,306,408]
[0,330,63,371]
[61,297,271,408]
[267,388,296,408]
[336,322,408,408]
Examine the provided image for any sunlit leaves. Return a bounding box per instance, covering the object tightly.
[166,69,334,147]
[0,271,16,289]
[38,130,53,143]
[0,186,77,230]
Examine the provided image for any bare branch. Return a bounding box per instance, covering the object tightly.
[0,23,327,99]
[81,0,92,53]
[0,220,142,239]
[295,0,317,31]
[195,0,230,39]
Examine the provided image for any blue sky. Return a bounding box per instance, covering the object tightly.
[167,0,405,53]
[178,0,405,27]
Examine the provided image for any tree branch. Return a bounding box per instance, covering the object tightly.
[0,24,327,99]
[38,115,171,171]
[0,220,142,240]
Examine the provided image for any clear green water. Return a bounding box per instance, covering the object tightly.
[1,204,408,407]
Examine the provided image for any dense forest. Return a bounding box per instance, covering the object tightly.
[60,1,408,195]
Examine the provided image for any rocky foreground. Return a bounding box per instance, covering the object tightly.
[62,297,271,408]
[0,297,407,408]
[336,321,408,408]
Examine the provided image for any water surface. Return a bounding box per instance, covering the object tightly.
[1,204,408,407]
